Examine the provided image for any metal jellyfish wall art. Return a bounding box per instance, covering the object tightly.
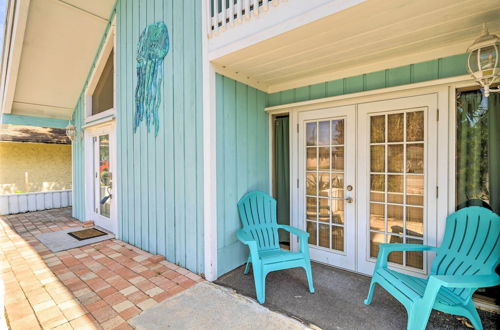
[134,22,169,136]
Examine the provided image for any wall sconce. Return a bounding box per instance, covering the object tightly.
[65,122,77,141]
[467,24,500,96]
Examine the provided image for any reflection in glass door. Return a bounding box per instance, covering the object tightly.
[357,94,438,276]
[305,119,346,252]
[96,135,111,218]
[91,131,115,233]
[368,111,426,270]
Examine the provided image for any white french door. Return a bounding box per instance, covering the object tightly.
[294,94,438,276]
[85,123,117,234]
[297,105,356,271]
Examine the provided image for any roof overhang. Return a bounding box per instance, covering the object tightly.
[212,0,500,93]
[0,0,115,121]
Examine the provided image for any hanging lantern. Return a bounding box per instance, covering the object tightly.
[467,24,500,96]
[65,122,76,141]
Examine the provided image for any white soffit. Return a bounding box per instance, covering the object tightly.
[5,0,115,119]
[212,0,500,93]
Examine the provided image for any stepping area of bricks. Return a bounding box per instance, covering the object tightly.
[0,208,203,329]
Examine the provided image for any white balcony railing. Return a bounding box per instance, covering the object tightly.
[208,0,286,37]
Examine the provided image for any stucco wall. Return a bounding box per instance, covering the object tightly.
[0,142,72,194]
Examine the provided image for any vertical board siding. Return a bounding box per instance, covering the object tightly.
[71,98,85,220]
[216,74,269,276]
[267,54,468,107]
[71,0,203,274]
[116,0,204,274]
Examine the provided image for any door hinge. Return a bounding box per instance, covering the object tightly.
[95,208,98,213]
[436,186,439,198]
[297,123,299,133]
[437,109,439,121]
[297,178,299,188]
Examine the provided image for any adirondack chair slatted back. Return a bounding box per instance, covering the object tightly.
[431,207,500,300]
[238,191,280,251]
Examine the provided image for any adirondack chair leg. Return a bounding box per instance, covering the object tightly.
[364,278,377,305]
[407,303,433,330]
[254,272,266,304]
[243,257,251,275]
[251,263,266,304]
[462,300,483,330]
[406,309,426,330]
[303,264,315,293]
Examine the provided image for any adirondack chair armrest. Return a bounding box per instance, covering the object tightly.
[237,229,259,254]
[277,225,309,238]
[376,243,437,269]
[277,225,309,252]
[429,274,500,289]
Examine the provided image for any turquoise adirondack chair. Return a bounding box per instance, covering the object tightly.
[364,207,500,330]
[237,191,315,304]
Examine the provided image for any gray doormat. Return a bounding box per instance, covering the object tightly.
[36,227,114,252]
[130,282,310,330]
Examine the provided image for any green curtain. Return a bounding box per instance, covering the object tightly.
[488,94,500,215]
[275,116,290,243]
[456,91,500,214]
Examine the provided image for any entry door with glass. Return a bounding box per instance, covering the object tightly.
[357,94,438,276]
[297,105,356,271]
[295,94,438,276]
[90,128,116,234]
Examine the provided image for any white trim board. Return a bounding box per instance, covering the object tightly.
[265,75,474,113]
[202,0,218,282]
[0,0,30,115]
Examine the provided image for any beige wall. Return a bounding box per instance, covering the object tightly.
[0,142,72,194]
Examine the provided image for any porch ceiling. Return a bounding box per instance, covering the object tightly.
[0,0,115,120]
[212,0,500,93]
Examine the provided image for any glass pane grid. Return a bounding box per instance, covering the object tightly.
[305,118,345,253]
[369,110,425,270]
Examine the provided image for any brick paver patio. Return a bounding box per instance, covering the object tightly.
[0,208,203,329]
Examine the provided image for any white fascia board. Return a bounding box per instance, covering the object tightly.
[0,0,30,115]
[208,0,365,61]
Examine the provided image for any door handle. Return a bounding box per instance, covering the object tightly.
[345,197,353,204]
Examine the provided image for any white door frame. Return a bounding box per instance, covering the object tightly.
[84,120,118,235]
[271,83,452,276]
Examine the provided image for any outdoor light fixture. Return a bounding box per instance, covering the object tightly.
[65,122,76,141]
[467,24,500,96]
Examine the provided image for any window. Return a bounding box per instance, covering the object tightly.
[92,50,114,115]
[455,90,499,214]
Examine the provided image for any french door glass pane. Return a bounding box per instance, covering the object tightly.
[305,118,345,252]
[98,135,111,218]
[368,110,425,270]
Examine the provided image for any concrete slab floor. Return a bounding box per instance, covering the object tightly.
[130,282,310,330]
[216,262,499,330]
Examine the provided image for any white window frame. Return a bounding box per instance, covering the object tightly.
[84,22,116,124]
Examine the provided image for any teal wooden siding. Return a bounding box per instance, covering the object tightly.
[216,74,269,276]
[71,0,203,274]
[71,98,85,220]
[116,0,204,274]
[2,114,68,129]
[267,54,468,107]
